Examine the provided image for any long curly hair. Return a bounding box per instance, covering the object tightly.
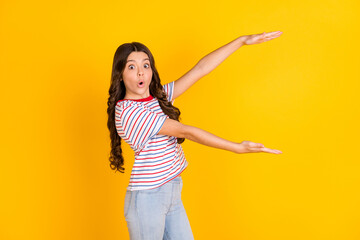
[107,42,185,173]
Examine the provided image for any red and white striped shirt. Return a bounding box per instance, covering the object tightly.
[115,81,188,191]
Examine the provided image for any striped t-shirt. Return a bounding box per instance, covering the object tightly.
[115,81,188,191]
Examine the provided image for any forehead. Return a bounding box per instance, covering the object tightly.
[126,51,149,62]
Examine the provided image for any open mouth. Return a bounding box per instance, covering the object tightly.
[138,81,144,87]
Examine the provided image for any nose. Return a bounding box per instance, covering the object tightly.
[138,69,144,76]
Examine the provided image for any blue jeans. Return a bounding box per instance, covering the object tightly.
[124,175,194,240]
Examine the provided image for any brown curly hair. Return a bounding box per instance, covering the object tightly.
[107,42,185,173]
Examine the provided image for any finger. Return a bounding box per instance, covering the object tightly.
[270,31,282,34]
[250,142,264,148]
[265,31,282,38]
[265,34,280,40]
[263,35,281,42]
[260,31,281,36]
[268,31,282,35]
[271,32,283,39]
[249,147,268,153]
[263,148,282,154]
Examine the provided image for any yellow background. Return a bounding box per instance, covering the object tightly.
[1,0,360,239]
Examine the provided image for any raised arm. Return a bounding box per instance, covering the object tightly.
[158,118,282,154]
[172,31,283,100]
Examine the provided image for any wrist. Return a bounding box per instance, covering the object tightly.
[237,35,248,46]
[232,142,247,154]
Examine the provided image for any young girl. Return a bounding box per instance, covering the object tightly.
[107,31,283,240]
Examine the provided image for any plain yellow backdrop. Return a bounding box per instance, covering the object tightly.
[1,0,359,239]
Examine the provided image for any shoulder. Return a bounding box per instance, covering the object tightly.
[162,81,175,102]
[115,100,154,119]
[116,100,140,118]
[163,81,174,88]
[115,100,132,113]
[162,81,174,93]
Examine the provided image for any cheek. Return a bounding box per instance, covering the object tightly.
[147,70,153,79]
[122,71,135,81]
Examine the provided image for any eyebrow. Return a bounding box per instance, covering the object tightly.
[126,58,150,63]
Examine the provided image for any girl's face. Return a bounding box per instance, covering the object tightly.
[122,51,153,100]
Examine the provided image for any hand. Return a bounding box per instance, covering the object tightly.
[240,31,283,45]
[237,140,283,154]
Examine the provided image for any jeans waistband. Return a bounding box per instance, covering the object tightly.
[171,174,182,182]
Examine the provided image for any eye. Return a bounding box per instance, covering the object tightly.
[144,63,150,68]
[128,65,135,70]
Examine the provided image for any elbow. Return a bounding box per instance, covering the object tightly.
[180,124,190,139]
[195,60,208,77]
[158,119,191,139]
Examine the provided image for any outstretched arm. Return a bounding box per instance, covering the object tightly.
[158,118,282,154]
[172,31,283,100]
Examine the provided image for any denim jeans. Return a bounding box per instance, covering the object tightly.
[124,175,194,240]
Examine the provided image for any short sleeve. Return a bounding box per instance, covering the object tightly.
[162,81,175,104]
[117,103,167,150]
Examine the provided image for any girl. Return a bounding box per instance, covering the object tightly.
[107,31,283,240]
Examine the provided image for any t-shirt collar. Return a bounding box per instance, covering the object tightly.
[121,95,154,102]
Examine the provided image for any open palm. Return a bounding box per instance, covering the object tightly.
[241,31,283,45]
[240,140,282,154]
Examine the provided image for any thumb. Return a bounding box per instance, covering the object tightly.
[257,143,265,148]
[249,142,262,148]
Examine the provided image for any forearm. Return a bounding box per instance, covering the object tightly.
[158,119,282,155]
[184,125,244,153]
[196,35,245,76]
